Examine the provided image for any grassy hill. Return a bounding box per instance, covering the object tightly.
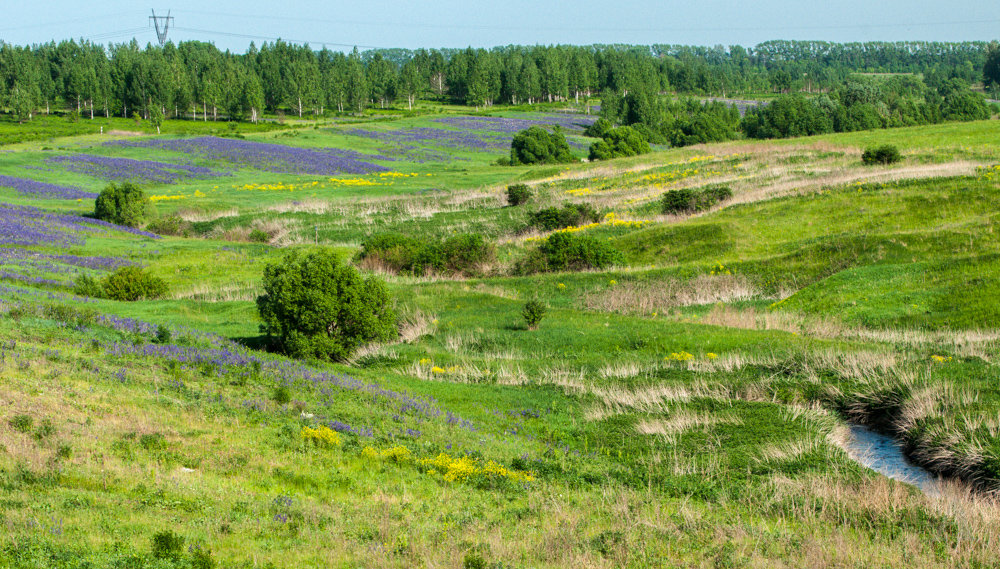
[2,108,1000,568]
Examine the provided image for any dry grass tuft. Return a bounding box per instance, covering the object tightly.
[582,275,762,315]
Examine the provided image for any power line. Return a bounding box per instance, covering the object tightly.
[171,26,386,50]
[171,8,1000,34]
[0,12,148,34]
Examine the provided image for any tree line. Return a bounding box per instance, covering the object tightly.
[0,38,993,123]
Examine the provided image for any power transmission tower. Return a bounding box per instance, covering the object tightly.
[149,10,174,47]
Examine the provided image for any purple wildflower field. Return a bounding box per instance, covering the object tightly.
[0,175,97,200]
[433,113,597,134]
[0,203,159,247]
[47,154,223,184]
[344,127,509,152]
[106,136,391,175]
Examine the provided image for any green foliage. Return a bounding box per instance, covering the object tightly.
[743,94,833,139]
[257,249,397,362]
[150,530,185,560]
[249,229,271,243]
[154,325,172,344]
[146,215,192,237]
[661,185,733,214]
[8,415,33,433]
[985,41,1000,88]
[861,145,902,165]
[358,233,495,276]
[506,184,533,206]
[510,126,575,165]
[583,117,613,138]
[522,300,547,330]
[588,126,649,161]
[101,266,169,301]
[273,385,292,405]
[517,232,625,274]
[94,182,148,228]
[72,274,104,298]
[528,202,601,231]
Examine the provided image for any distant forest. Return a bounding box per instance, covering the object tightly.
[0,39,995,143]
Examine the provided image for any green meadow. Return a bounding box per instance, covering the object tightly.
[2,105,1000,568]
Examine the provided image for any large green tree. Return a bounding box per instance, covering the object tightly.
[256,250,397,362]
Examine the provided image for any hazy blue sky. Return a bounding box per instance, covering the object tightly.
[2,0,999,52]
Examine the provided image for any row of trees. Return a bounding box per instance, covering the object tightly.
[597,73,992,146]
[0,39,994,123]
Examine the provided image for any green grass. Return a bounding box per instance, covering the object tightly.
[3,109,1000,567]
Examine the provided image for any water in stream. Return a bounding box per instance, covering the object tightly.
[845,424,941,495]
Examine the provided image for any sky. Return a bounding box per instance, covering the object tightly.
[1,0,999,52]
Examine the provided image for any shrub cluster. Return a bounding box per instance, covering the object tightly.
[661,185,733,215]
[506,184,532,206]
[509,126,575,165]
[74,266,169,301]
[94,182,149,228]
[358,233,494,276]
[146,215,192,237]
[257,249,397,362]
[861,144,902,165]
[588,126,650,161]
[517,232,625,274]
[528,202,601,231]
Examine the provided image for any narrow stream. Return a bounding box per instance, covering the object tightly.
[845,424,941,495]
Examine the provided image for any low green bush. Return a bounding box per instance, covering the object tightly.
[101,266,169,301]
[510,126,575,165]
[583,117,613,138]
[661,185,733,214]
[528,202,601,231]
[146,215,191,237]
[516,232,625,274]
[358,233,495,276]
[861,144,902,165]
[522,300,547,330]
[249,229,271,243]
[73,274,104,298]
[588,126,650,161]
[506,184,532,206]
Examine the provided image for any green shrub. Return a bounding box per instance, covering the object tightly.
[661,185,733,214]
[257,249,397,362]
[522,300,547,330]
[510,126,575,165]
[154,325,172,344]
[861,144,902,165]
[151,530,185,560]
[528,202,601,231]
[9,414,33,433]
[146,215,191,236]
[94,182,149,228]
[33,419,56,441]
[358,233,494,276]
[588,126,650,161]
[583,117,613,138]
[517,232,625,274]
[249,228,271,243]
[101,266,169,301]
[506,184,532,206]
[73,274,105,298]
[273,385,291,405]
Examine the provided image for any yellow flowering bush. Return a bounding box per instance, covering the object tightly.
[419,453,534,485]
[301,425,341,448]
[665,351,695,362]
[930,355,953,363]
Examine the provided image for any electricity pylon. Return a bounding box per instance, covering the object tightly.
[149,10,174,47]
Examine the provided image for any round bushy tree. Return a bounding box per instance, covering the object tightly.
[95,182,148,228]
[257,250,397,362]
[510,126,575,165]
[101,266,169,301]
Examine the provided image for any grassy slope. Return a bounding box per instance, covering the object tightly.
[2,112,1000,567]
